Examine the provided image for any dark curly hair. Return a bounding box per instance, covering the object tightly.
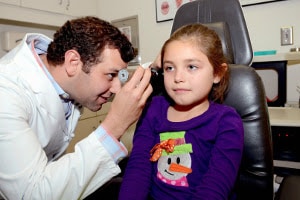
[47,16,135,73]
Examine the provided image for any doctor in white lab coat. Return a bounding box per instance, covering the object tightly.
[0,16,152,200]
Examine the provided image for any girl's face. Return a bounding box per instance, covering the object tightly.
[163,40,221,109]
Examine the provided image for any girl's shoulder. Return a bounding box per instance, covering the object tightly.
[210,101,239,115]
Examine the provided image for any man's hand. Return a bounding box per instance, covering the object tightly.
[101,66,153,139]
[150,53,161,70]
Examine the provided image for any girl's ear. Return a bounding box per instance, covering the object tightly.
[64,50,81,76]
[213,63,228,84]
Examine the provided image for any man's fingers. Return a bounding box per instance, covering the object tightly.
[126,66,151,91]
[125,66,145,89]
[120,66,153,107]
[141,62,153,69]
[140,83,153,104]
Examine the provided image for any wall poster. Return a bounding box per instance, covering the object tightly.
[155,0,195,23]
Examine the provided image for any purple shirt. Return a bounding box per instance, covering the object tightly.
[119,96,244,200]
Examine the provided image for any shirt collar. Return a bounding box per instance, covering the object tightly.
[29,39,70,99]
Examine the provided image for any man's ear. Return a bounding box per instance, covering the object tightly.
[64,50,81,76]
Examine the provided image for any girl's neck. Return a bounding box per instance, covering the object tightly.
[167,100,210,122]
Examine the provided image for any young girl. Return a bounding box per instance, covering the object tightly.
[119,24,244,200]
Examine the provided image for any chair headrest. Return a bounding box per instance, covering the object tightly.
[202,22,234,64]
[171,0,253,65]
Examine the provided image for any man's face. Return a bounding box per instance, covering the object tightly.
[71,47,128,112]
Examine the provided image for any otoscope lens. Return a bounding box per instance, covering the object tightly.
[118,69,129,84]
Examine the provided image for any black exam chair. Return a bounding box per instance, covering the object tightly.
[171,0,274,199]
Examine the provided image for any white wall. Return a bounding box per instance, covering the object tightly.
[98,0,172,63]
[97,0,300,62]
[98,0,300,103]
[243,0,300,103]
[243,0,300,53]
[0,20,56,57]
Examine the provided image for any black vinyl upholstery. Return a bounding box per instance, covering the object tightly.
[224,65,273,200]
[171,0,253,66]
[171,0,274,199]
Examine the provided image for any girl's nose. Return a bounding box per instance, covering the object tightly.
[174,70,184,83]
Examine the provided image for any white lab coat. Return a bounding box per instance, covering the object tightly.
[0,34,120,199]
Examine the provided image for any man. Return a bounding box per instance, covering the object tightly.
[0,16,152,199]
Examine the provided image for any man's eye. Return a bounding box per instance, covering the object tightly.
[108,73,117,80]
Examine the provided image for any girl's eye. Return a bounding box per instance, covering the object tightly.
[164,65,174,72]
[188,64,198,70]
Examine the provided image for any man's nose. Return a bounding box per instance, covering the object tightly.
[110,78,122,94]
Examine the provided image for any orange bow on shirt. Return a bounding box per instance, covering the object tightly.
[150,139,175,162]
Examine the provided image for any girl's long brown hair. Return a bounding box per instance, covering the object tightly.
[161,23,229,103]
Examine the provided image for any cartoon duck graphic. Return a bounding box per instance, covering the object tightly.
[150,131,193,187]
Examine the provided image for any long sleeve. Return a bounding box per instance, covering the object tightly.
[0,82,121,200]
[190,108,244,200]
[119,105,156,200]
